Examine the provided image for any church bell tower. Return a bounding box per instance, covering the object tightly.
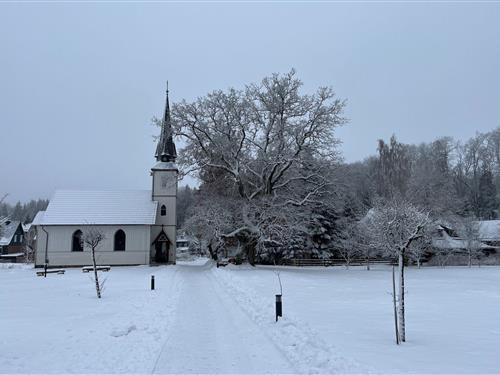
[151,84,178,264]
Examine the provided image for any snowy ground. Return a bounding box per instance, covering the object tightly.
[1,260,499,374]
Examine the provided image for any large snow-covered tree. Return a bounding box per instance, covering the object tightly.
[365,199,430,343]
[171,70,347,264]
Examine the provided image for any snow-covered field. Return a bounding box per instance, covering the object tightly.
[1,260,499,374]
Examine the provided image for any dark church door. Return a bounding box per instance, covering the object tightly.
[154,241,169,263]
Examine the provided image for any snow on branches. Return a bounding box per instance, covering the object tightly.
[365,198,431,343]
[172,71,347,264]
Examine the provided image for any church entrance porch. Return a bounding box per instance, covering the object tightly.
[152,228,172,264]
[154,241,170,263]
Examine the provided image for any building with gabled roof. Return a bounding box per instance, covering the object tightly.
[33,88,178,267]
[0,219,25,262]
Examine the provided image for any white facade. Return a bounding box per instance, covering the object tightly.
[35,225,152,267]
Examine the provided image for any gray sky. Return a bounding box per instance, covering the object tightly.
[1,2,499,203]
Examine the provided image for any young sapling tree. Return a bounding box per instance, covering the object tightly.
[366,198,430,343]
[83,227,106,299]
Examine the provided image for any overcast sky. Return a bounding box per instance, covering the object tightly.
[1,2,499,203]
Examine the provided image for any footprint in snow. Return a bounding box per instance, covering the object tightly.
[110,324,137,337]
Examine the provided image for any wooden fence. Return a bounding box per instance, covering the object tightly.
[279,258,396,267]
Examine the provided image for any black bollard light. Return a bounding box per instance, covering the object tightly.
[151,275,155,290]
[275,294,282,322]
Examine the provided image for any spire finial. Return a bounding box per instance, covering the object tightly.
[166,80,169,95]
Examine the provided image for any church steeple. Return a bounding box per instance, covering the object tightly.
[155,83,177,162]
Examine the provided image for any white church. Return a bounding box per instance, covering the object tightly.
[33,90,178,267]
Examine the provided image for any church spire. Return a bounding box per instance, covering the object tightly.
[155,82,177,162]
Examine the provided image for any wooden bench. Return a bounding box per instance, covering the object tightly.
[36,269,65,276]
[82,266,111,273]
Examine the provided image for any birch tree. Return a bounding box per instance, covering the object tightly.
[366,199,430,343]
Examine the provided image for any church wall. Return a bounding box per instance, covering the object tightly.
[35,225,151,267]
[154,198,176,227]
[152,169,177,197]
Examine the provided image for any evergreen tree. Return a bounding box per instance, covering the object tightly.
[478,168,497,219]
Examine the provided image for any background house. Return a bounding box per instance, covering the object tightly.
[0,219,25,262]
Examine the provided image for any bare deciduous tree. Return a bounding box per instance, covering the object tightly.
[24,228,36,263]
[83,227,106,299]
[408,225,433,268]
[182,196,235,260]
[338,221,361,269]
[365,198,430,343]
[457,217,482,267]
[170,70,346,264]
[0,194,7,239]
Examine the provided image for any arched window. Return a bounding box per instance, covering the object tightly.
[114,229,126,251]
[160,205,166,216]
[72,230,83,252]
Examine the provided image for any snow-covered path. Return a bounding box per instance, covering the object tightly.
[152,261,294,374]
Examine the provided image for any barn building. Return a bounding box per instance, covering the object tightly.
[32,89,178,267]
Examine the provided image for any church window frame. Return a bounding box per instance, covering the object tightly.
[160,205,166,216]
[72,230,84,252]
[114,229,126,251]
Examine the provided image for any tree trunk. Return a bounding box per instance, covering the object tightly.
[208,242,217,261]
[398,251,405,342]
[417,258,421,269]
[247,243,256,266]
[366,256,370,270]
[468,250,472,268]
[91,247,101,299]
[392,266,399,345]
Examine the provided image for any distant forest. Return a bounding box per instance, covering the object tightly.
[0,199,49,223]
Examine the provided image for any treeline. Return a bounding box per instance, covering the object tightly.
[0,199,49,223]
[345,130,500,220]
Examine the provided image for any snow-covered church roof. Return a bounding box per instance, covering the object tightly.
[34,190,158,225]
